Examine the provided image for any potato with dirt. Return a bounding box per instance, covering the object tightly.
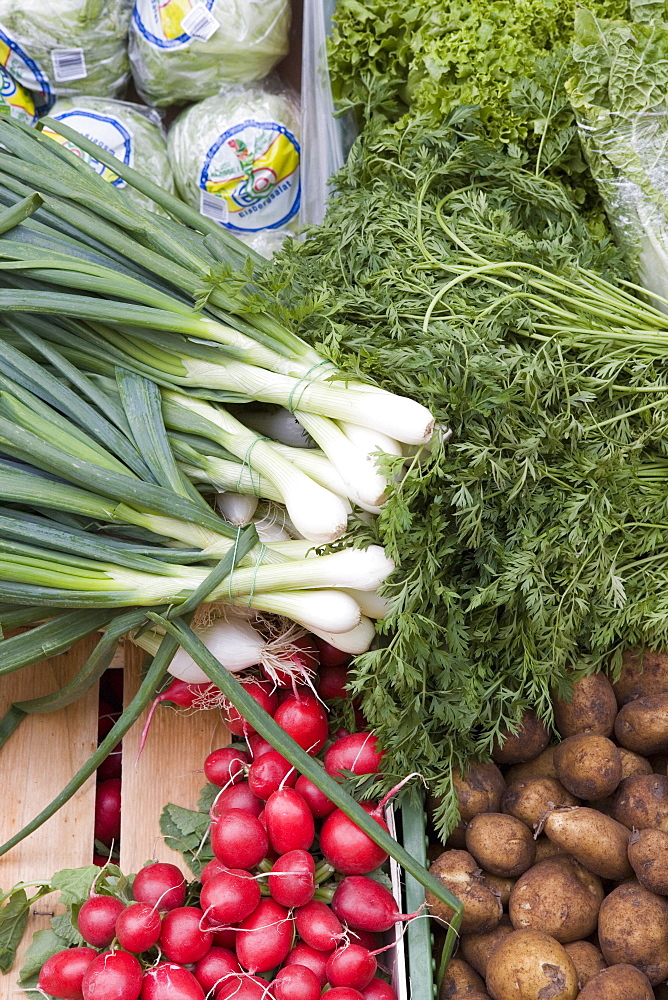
[542,806,632,879]
[491,711,550,765]
[533,836,565,863]
[426,850,502,934]
[453,763,507,823]
[460,917,514,978]
[505,746,558,784]
[501,776,578,829]
[577,964,654,999]
[553,734,622,800]
[465,814,535,878]
[485,930,578,1000]
[611,647,668,705]
[479,872,515,907]
[508,856,603,942]
[553,673,617,737]
[563,941,606,990]
[618,748,652,780]
[440,957,486,999]
[598,882,668,984]
[612,773,668,832]
[614,692,668,754]
[627,827,668,894]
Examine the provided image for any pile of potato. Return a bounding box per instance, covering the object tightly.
[427,649,668,1000]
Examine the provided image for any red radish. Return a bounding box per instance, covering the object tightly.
[257,808,267,830]
[350,929,381,951]
[211,809,269,868]
[159,907,212,964]
[283,943,332,986]
[265,788,315,853]
[295,774,336,818]
[268,849,315,907]
[272,965,321,1000]
[94,778,121,847]
[317,663,350,700]
[362,980,397,1000]
[100,668,124,709]
[78,894,125,948]
[216,974,268,1000]
[248,750,296,800]
[262,634,319,689]
[320,803,389,875]
[235,899,293,972]
[212,781,263,818]
[332,876,409,932]
[82,950,142,1000]
[133,863,186,911]
[115,902,162,953]
[201,858,229,883]
[326,990,365,1000]
[273,695,328,753]
[324,733,384,778]
[93,854,109,867]
[224,680,278,737]
[326,946,377,990]
[38,947,97,1000]
[139,963,205,1000]
[138,680,223,757]
[278,686,309,704]
[295,900,344,952]
[98,701,120,740]
[97,746,122,781]
[209,924,237,949]
[247,734,273,759]
[200,869,261,925]
[193,947,240,995]
[205,747,248,787]
[314,638,351,667]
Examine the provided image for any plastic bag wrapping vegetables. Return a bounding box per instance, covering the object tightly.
[168,82,301,250]
[39,96,175,214]
[0,64,36,123]
[0,0,131,110]
[568,5,668,310]
[129,0,290,108]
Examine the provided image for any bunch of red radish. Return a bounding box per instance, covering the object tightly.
[39,638,415,1000]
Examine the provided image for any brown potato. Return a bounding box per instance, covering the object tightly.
[563,941,606,990]
[440,957,486,999]
[426,850,502,935]
[501,777,578,830]
[505,746,558,784]
[491,711,550,765]
[619,748,653,780]
[465,814,535,878]
[554,734,622,800]
[508,856,603,942]
[611,647,668,706]
[533,836,566,863]
[542,807,631,879]
[628,828,668,894]
[614,693,668,754]
[577,964,653,1000]
[453,763,507,823]
[553,673,617,738]
[460,917,514,977]
[485,930,578,1000]
[479,872,515,907]
[598,882,668,984]
[612,773,668,832]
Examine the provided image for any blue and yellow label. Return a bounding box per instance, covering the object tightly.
[41,109,133,187]
[199,120,300,233]
[0,21,52,114]
[0,64,36,124]
[133,0,216,48]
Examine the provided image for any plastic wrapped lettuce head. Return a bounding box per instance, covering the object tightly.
[168,83,301,246]
[129,0,290,107]
[0,64,37,123]
[0,0,131,109]
[40,97,175,214]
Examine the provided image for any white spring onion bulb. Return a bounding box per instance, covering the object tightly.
[240,589,361,633]
[339,422,403,458]
[341,588,391,620]
[296,412,389,508]
[310,616,376,654]
[271,442,350,500]
[241,408,313,448]
[216,492,259,525]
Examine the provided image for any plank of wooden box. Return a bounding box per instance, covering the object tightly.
[120,642,228,878]
[0,636,100,1000]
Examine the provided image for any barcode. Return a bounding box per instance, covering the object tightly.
[181,3,220,41]
[200,190,229,224]
[51,48,87,82]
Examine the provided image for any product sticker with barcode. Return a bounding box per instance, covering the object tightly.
[200,189,229,224]
[51,48,87,82]
[181,3,220,42]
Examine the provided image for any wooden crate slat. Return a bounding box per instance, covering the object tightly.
[0,636,100,1000]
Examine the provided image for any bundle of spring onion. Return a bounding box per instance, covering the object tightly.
[0,116,436,744]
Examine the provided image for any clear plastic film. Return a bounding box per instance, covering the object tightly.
[39,96,175,214]
[129,0,290,108]
[168,81,301,250]
[0,0,131,109]
[568,6,668,310]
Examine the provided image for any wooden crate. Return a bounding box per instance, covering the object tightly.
[0,636,227,999]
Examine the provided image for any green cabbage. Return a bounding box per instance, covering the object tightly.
[40,96,175,214]
[0,0,131,103]
[129,0,290,107]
